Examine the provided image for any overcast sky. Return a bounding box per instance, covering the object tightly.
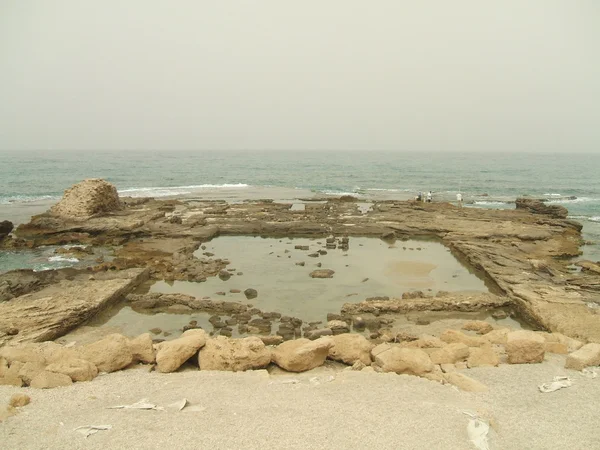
[1,1,599,152]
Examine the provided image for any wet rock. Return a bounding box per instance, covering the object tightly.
[150,328,162,335]
[318,250,327,255]
[381,231,396,241]
[352,316,366,330]
[325,237,336,244]
[0,220,13,240]
[316,263,322,268]
[78,334,133,373]
[491,310,508,320]
[244,288,258,299]
[271,338,334,372]
[294,245,309,250]
[295,261,305,266]
[129,333,156,364]
[9,393,30,408]
[45,358,98,382]
[199,336,271,371]
[30,371,73,389]
[218,270,231,281]
[516,198,568,219]
[402,291,425,299]
[261,312,281,320]
[328,334,374,366]
[155,329,208,373]
[415,317,431,326]
[304,328,333,340]
[371,344,433,376]
[225,318,238,326]
[506,330,545,364]
[327,320,350,335]
[565,343,600,370]
[308,253,320,258]
[309,269,335,279]
[230,289,241,294]
[462,321,494,335]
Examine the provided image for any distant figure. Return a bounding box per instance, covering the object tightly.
[456,192,463,206]
[426,191,432,203]
[416,191,422,202]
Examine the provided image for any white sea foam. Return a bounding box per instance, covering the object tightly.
[545,197,595,204]
[48,256,79,263]
[364,188,412,192]
[473,201,509,206]
[319,190,362,197]
[0,195,59,205]
[589,216,600,223]
[118,184,249,197]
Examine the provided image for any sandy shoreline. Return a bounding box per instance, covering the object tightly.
[1,354,598,450]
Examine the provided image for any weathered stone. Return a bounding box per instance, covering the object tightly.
[304,328,333,340]
[462,321,493,335]
[45,358,98,382]
[50,178,121,220]
[545,342,568,354]
[0,220,13,240]
[79,333,134,373]
[0,346,46,365]
[218,270,231,281]
[440,330,486,347]
[30,371,73,389]
[483,328,510,345]
[155,329,208,373]
[328,334,374,366]
[309,269,335,279]
[429,343,470,365]
[199,336,271,371]
[9,393,30,407]
[0,375,23,387]
[371,344,433,376]
[440,363,456,373]
[17,361,45,385]
[271,338,333,372]
[259,335,284,346]
[444,372,488,392]
[129,333,156,364]
[0,357,7,377]
[327,320,350,334]
[565,343,600,371]
[506,330,545,364]
[401,335,446,349]
[244,288,258,299]
[467,345,499,368]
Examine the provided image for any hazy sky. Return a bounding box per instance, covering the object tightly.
[1,1,599,152]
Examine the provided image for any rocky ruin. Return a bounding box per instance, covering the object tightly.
[1,179,600,390]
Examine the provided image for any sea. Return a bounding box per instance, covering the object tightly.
[1,150,599,271]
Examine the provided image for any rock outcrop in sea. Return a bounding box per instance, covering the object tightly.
[49,178,121,220]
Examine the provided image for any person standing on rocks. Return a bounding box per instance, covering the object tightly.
[426,191,432,203]
[456,192,463,207]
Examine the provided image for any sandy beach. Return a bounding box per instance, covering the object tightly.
[1,354,598,450]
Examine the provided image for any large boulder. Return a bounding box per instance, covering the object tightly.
[155,329,207,373]
[440,330,486,347]
[467,345,499,368]
[271,338,333,372]
[78,333,133,373]
[462,321,493,335]
[515,198,568,219]
[45,358,98,382]
[198,336,271,371]
[429,343,469,365]
[565,343,600,371]
[328,333,374,366]
[0,220,13,240]
[371,344,433,376]
[50,178,121,220]
[129,333,156,364]
[506,330,545,364]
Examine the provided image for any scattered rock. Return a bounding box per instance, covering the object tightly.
[244,288,258,300]
[309,269,335,279]
[467,345,499,368]
[199,336,271,371]
[218,270,231,281]
[155,329,208,373]
[440,329,486,347]
[45,358,98,382]
[78,334,134,373]
[259,335,284,346]
[483,328,510,345]
[30,371,73,389]
[491,310,508,320]
[9,393,30,408]
[506,330,545,364]
[429,343,469,365]
[328,334,374,366]
[371,344,433,376]
[129,333,156,364]
[565,343,600,371]
[304,328,333,340]
[0,220,14,240]
[327,320,350,334]
[462,321,494,335]
[271,338,333,372]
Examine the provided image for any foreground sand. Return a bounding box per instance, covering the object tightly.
[0,354,597,450]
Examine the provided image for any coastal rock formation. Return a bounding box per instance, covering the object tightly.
[49,178,121,220]
[565,343,600,370]
[271,338,333,372]
[45,358,98,382]
[198,336,271,371]
[79,334,133,373]
[30,371,73,389]
[0,220,13,240]
[515,198,568,219]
